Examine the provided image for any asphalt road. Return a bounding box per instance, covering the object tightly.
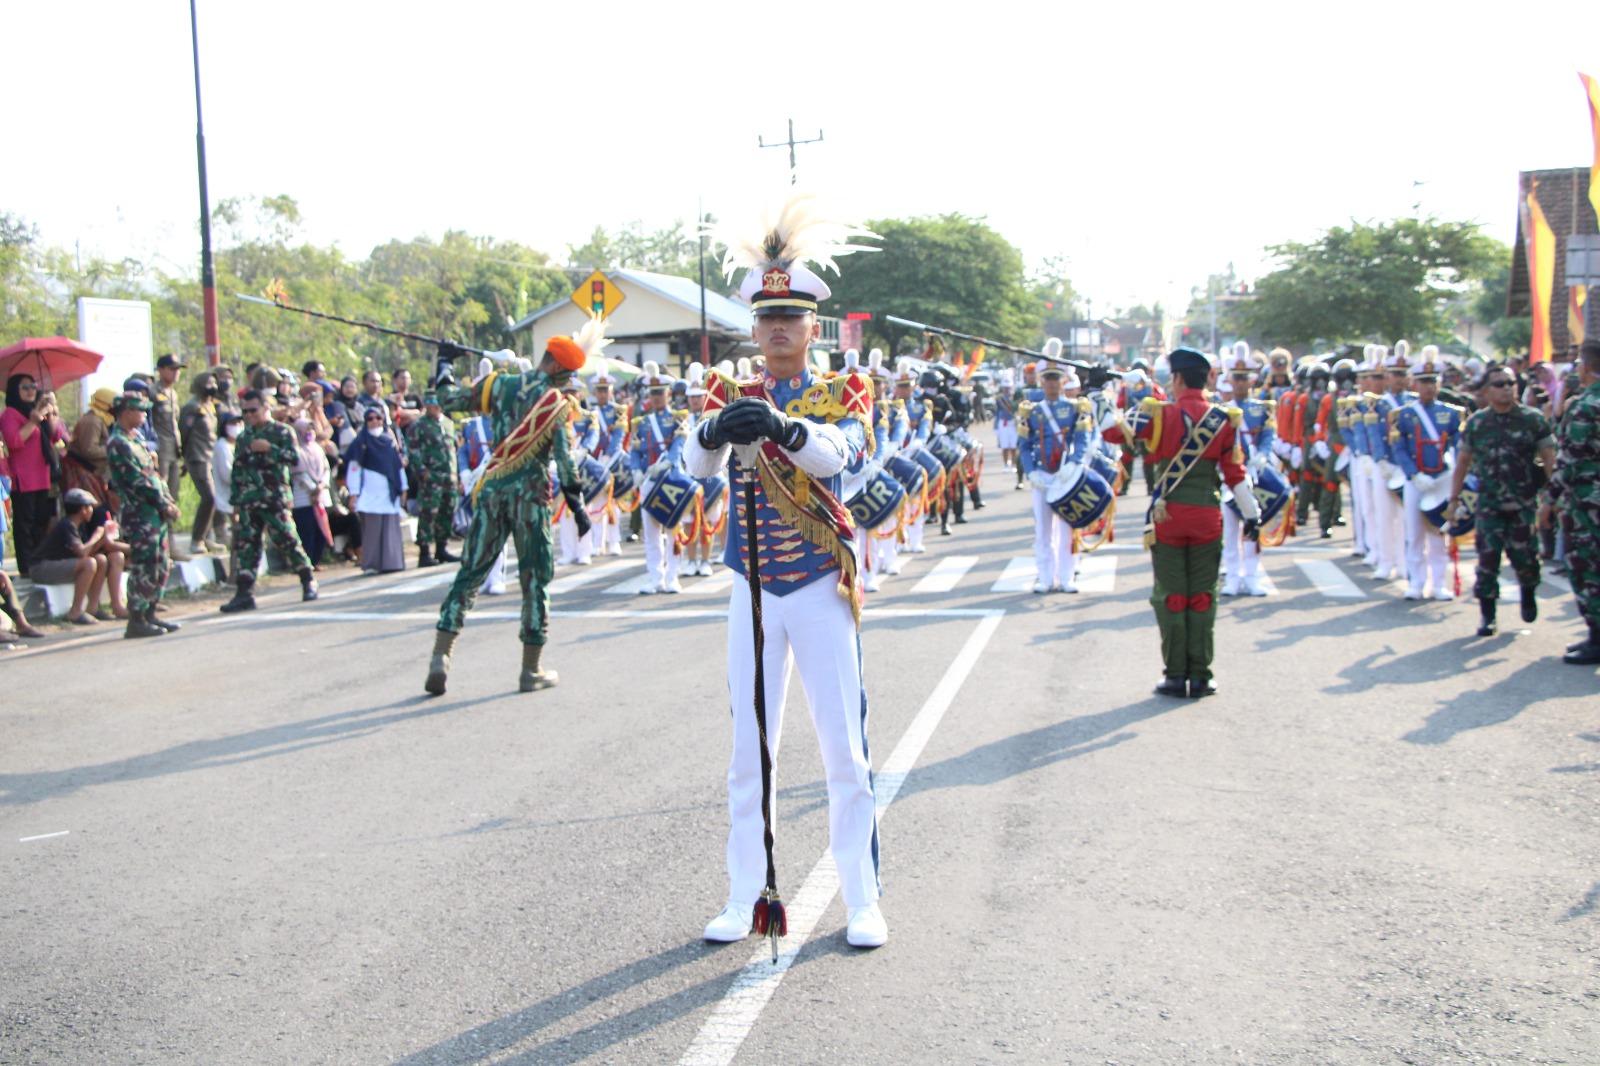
[3,428,1597,1065]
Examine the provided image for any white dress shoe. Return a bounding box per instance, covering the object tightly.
[1244,579,1269,597]
[1032,581,1049,594]
[1221,578,1241,596]
[845,903,888,948]
[1432,589,1455,601]
[1404,588,1424,601]
[664,581,683,594]
[704,903,753,943]
[638,586,657,596]
[864,573,882,593]
[1062,582,1079,594]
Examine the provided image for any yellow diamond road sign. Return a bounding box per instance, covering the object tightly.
[570,269,625,319]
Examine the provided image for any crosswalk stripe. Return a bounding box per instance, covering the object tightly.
[1075,554,1118,593]
[910,555,979,594]
[685,570,736,595]
[604,569,659,595]
[382,568,460,596]
[1294,558,1365,599]
[990,557,1037,592]
[547,559,635,595]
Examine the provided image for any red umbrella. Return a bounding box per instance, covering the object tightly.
[0,337,106,391]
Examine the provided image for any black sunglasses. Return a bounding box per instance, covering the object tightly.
[1486,379,1514,388]
[241,406,262,414]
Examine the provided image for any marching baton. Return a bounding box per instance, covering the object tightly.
[739,456,785,962]
[235,293,495,358]
[883,315,1106,384]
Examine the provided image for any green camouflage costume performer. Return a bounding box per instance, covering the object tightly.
[1449,366,1556,638]
[107,394,180,639]
[410,392,461,568]
[423,317,607,695]
[1550,340,1600,664]
[220,388,319,612]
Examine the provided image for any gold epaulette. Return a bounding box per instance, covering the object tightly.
[1225,404,1243,427]
[672,407,691,425]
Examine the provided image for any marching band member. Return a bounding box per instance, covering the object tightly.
[1371,342,1415,582]
[895,363,933,553]
[424,325,602,696]
[994,366,1019,470]
[1393,346,1463,600]
[683,363,725,577]
[1126,348,1257,698]
[587,369,629,557]
[556,378,598,566]
[1219,343,1275,596]
[688,192,885,948]
[628,363,688,594]
[1020,364,1093,593]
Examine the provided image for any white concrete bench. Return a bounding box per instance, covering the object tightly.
[21,558,225,620]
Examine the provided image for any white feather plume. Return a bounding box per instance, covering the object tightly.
[1042,337,1063,360]
[687,362,705,386]
[1393,339,1410,363]
[714,189,878,280]
[735,356,752,378]
[844,348,860,369]
[1232,339,1249,362]
[573,313,612,364]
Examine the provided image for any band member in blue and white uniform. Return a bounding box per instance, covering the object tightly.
[1393,345,1462,600]
[894,362,933,554]
[1372,342,1416,583]
[628,364,688,594]
[688,193,886,949]
[1219,343,1276,596]
[586,369,629,557]
[557,378,599,566]
[1020,364,1093,593]
[994,366,1019,469]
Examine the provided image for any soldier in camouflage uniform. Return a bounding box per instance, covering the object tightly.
[424,325,601,696]
[410,391,461,568]
[106,394,180,639]
[220,389,319,612]
[1550,341,1600,664]
[1450,365,1557,637]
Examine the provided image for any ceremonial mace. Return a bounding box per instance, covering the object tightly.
[883,315,1114,388]
[234,293,496,369]
[738,451,786,963]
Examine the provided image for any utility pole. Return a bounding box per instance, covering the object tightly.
[698,197,710,365]
[758,118,823,184]
[189,0,220,366]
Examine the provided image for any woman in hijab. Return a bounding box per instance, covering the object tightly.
[291,417,334,567]
[1,374,69,577]
[64,387,119,517]
[343,407,408,573]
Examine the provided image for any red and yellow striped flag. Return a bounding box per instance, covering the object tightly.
[1571,285,1588,346]
[1582,72,1600,224]
[1521,182,1556,364]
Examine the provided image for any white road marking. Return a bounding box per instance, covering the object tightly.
[547,560,635,595]
[1295,559,1366,599]
[604,570,662,595]
[990,557,1036,592]
[382,569,461,596]
[1074,554,1118,593]
[909,555,979,594]
[206,607,994,625]
[685,570,736,595]
[19,831,69,843]
[676,610,1005,1066]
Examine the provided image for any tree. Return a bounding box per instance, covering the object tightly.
[567,219,734,296]
[822,214,1039,353]
[1470,259,1532,354]
[1028,255,1080,321]
[1242,218,1502,346]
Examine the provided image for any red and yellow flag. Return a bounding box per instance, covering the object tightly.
[1521,183,1557,364]
[1571,285,1588,346]
[1581,72,1600,224]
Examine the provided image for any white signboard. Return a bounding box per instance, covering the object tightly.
[77,297,153,397]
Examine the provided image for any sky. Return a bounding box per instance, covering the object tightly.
[7,0,1600,324]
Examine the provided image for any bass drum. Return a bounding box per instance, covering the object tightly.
[909,445,944,485]
[1226,464,1290,527]
[641,466,698,527]
[885,454,926,496]
[1045,462,1114,530]
[846,466,906,531]
[698,473,727,512]
[927,433,966,471]
[575,455,612,505]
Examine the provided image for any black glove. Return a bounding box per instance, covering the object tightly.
[714,398,772,446]
[697,410,733,449]
[432,358,457,391]
[1243,518,1260,544]
[738,398,808,450]
[561,484,592,537]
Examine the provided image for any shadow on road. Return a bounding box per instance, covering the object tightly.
[1401,659,1598,746]
[893,696,1180,803]
[1560,882,1600,922]
[0,693,501,807]
[390,935,851,1065]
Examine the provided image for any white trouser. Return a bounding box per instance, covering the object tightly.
[905,504,925,552]
[642,514,679,589]
[724,577,880,909]
[479,545,507,595]
[1372,464,1404,577]
[873,519,898,575]
[1346,456,1367,554]
[1401,482,1449,594]
[1030,488,1077,588]
[1357,458,1382,559]
[1221,505,1261,585]
[995,422,1018,450]
[557,511,592,564]
[698,497,725,562]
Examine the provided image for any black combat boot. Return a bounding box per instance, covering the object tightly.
[219,575,256,614]
[435,541,460,563]
[425,629,458,695]
[952,487,967,524]
[124,609,166,639]
[1520,586,1538,624]
[1563,623,1600,665]
[1188,676,1218,699]
[1476,597,1497,637]
[939,508,951,536]
[1154,676,1188,698]
[150,607,182,633]
[299,568,319,602]
[417,543,436,568]
[970,483,984,510]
